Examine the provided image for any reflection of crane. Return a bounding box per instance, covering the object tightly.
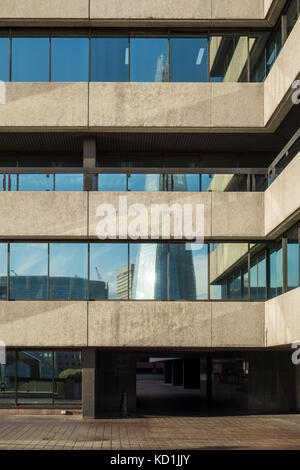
[10,270,18,276]
[95,267,102,281]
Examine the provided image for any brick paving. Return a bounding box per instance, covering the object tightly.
[0,413,300,450]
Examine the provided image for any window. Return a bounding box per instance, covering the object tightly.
[250,248,267,300]
[286,0,299,36]
[10,243,48,299]
[89,243,127,299]
[55,174,84,191]
[130,38,168,82]
[287,227,299,291]
[49,243,88,299]
[98,174,127,191]
[12,38,49,82]
[17,351,53,404]
[269,243,283,299]
[170,38,208,82]
[210,36,248,82]
[0,351,15,404]
[130,243,168,299]
[0,243,7,299]
[53,351,82,404]
[170,243,208,300]
[0,37,9,81]
[18,174,53,191]
[91,38,129,82]
[51,38,89,82]
[210,243,249,299]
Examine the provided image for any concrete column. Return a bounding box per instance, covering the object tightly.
[206,354,212,401]
[248,351,297,413]
[82,348,97,419]
[164,361,172,384]
[172,359,183,386]
[83,137,98,191]
[96,351,136,416]
[183,359,201,389]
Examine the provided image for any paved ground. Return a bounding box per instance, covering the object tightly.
[0,378,300,450]
[1,413,300,450]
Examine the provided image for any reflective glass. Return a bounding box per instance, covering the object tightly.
[98,174,127,191]
[0,351,15,404]
[130,243,168,299]
[10,243,48,299]
[17,351,53,404]
[12,38,49,82]
[269,243,283,298]
[128,174,166,191]
[201,174,214,191]
[287,0,299,36]
[91,38,129,82]
[130,38,168,82]
[18,174,53,191]
[55,174,83,191]
[49,243,88,299]
[210,243,248,299]
[0,37,9,81]
[89,244,127,299]
[210,36,248,82]
[250,249,267,300]
[170,243,208,300]
[0,243,7,299]
[51,38,89,82]
[54,351,82,404]
[287,228,299,291]
[170,38,208,82]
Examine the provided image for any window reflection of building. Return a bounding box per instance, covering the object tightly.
[117,264,134,300]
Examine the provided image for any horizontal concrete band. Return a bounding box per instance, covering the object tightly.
[0,0,285,26]
[0,287,298,348]
[0,8,299,136]
[0,153,299,239]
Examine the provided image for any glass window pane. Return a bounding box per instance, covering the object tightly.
[170,38,208,82]
[55,174,83,191]
[12,38,49,82]
[269,243,283,299]
[0,37,9,81]
[128,174,167,191]
[51,38,89,82]
[287,0,299,36]
[10,243,48,299]
[50,244,88,299]
[170,243,208,300]
[210,243,248,300]
[89,244,127,299]
[287,228,299,291]
[201,174,214,191]
[54,351,82,404]
[18,174,54,191]
[250,248,267,300]
[0,243,7,299]
[130,38,168,82]
[91,38,129,82]
[17,351,53,404]
[0,351,15,404]
[210,36,248,82]
[130,243,168,299]
[98,174,127,191]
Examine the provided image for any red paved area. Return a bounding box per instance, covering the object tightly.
[0,413,300,450]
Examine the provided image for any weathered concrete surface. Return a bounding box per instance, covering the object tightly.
[0,83,88,129]
[265,287,300,346]
[0,192,88,238]
[212,302,265,347]
[265,152,300,236]
[0,0,89,19]
[0,302,88,347]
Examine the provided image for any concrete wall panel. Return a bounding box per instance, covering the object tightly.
[0,301,88,347]
[265,152,300,235]
[0,0,89,19]
[265,288,300,346]
[0,192,88,238]
[212,0,264,19]
[0,83,88,129]
[88,301,212,348]
[212,302,265,347]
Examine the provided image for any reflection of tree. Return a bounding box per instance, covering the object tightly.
[155,53,168,82]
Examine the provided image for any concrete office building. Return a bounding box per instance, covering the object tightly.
[0,0,299,418]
